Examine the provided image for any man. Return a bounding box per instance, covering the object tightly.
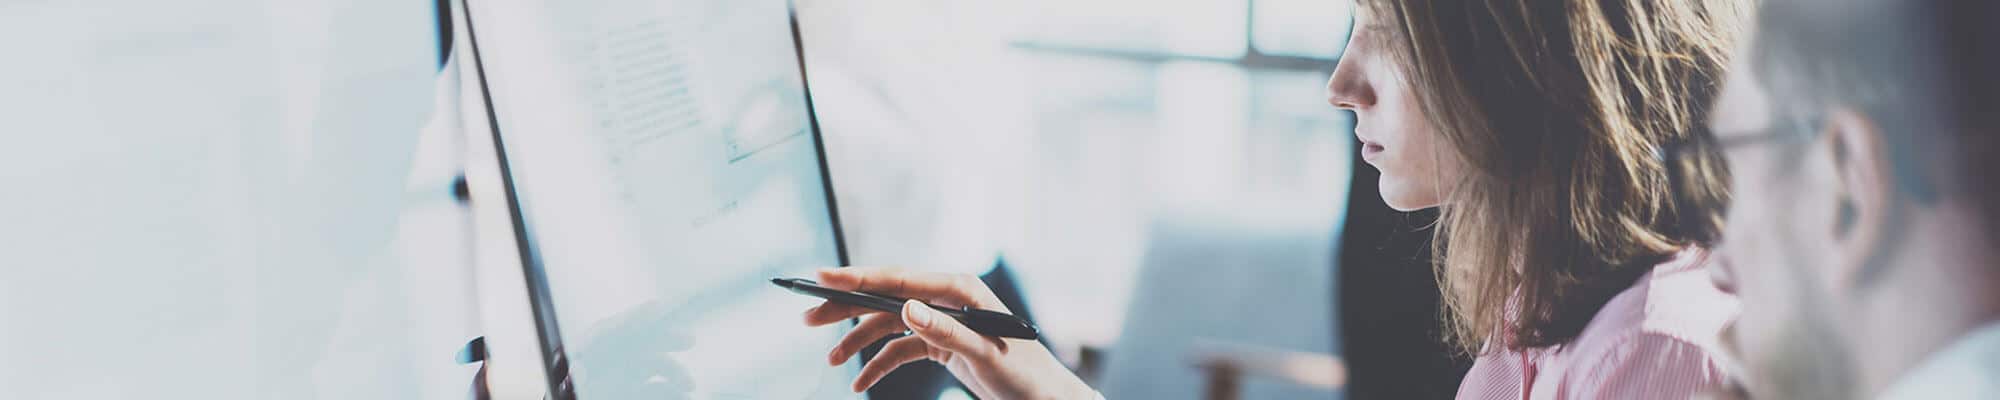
[1704,0,1999,398]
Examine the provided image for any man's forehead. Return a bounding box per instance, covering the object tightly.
[1711,52,1774,134]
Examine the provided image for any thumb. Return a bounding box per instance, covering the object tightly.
[901,300,996,361]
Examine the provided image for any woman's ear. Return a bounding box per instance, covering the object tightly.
[1821,107,1900,291]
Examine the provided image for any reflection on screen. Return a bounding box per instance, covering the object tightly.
[467,0,855,398]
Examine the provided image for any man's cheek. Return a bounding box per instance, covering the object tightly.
[1737,308,1791,384]
[1742,267,1804,365]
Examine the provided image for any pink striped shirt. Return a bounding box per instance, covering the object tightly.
[1456,249,1738,400]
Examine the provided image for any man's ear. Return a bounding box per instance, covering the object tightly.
[1822,107,1901,290]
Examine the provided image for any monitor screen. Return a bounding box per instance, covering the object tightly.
[459,0,856,398]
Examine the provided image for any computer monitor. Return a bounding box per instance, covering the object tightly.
[456,0,856,398]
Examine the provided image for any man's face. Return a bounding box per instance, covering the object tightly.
[1707,52,1861,399]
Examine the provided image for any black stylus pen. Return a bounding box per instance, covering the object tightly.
[772,277,1041,340]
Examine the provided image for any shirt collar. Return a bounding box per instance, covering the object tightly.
[1877,322,2000,400]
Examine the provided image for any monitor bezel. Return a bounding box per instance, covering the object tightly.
[453,0,852,397]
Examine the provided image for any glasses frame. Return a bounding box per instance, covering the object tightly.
[1656,114,1821,237]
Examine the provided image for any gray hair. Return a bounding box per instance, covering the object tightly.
[1750,0,1998,222]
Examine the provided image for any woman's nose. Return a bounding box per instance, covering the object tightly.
[1326,60,1375,110]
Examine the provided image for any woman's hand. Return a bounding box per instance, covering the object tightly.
[802,267,1096,400]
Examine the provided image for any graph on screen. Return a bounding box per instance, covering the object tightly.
[463,0,855,398]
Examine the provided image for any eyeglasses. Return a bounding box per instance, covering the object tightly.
[1656,116,1818,236]
[1660,114,1819,167]
[1659,114,1820,181]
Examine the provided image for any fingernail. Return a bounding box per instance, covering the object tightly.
[827,348,842,366]
[904,300,933,328]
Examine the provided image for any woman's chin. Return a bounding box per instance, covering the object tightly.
[1382,199,1434,212]
[1377,178,1442,212]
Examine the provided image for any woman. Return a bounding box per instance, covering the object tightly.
[800,0,1748,398]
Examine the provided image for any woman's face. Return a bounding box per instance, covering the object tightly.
[1328,6,1461,211]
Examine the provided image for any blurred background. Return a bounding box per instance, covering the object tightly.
[1,0,1474,399]
[794,1,1394,399]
